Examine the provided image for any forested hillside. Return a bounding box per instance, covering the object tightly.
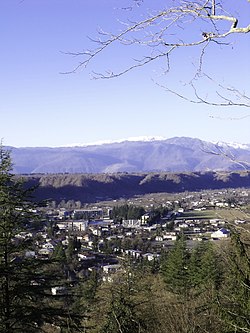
[24,171,250,203]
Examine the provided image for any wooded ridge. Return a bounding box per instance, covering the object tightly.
[24,171,250,203]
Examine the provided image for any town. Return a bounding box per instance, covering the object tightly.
[2,145,250,332]
[21,187,250,289]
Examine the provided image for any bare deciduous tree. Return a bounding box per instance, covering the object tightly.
[65,0,250,107]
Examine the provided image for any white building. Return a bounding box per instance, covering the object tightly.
[211,228,230,239]
[56,220,88,232]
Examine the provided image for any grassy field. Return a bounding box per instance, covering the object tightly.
[178,210,217,220]
[213,208,250,222]
[179,209,250,222]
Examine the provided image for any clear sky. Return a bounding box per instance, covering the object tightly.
[1,0,250,147]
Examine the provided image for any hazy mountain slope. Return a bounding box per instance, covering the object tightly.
[8,137,250,174]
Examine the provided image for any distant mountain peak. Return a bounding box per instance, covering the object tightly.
[67,136,167,147]
[212,141,250,150]
[9,136,250,174]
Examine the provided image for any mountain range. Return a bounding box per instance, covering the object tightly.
[7,137,250,174]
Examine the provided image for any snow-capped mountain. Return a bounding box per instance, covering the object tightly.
[7,137,250,174]
[212,141,250,151]
[66,136,167,147]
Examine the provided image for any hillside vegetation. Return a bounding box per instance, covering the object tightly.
[24,171,250,203]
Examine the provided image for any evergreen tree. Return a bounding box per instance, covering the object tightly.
[162,235,190,296]
[0,146,41,332]
[94,265,154,333]
[111,204,145,222]
[52,241,66,262]
[187,241,224,333]
[0,146,85,332]
[66,237,75,261]
[218,228,250,332]
[189,241,221,290]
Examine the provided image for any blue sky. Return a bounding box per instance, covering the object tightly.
[1,0,250,147]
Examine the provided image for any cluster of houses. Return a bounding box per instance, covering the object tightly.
[15,188,250,288]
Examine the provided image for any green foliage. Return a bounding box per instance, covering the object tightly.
[147,205,169,225]
[111,204,145,222]
[217,228,250,332]
[189,241,222,290]
[52,241,66,262]
[0,147,42,332]
[160,236,229,332]
[162,235,190,296]
[90,266,163,333]
[101,291,142,333]
[0,146,85,332]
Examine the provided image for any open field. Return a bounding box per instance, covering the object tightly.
[178,210,217,220]
[178,209,250,223]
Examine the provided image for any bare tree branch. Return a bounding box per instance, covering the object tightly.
[201,142,250,170]
[63,1,250,108]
